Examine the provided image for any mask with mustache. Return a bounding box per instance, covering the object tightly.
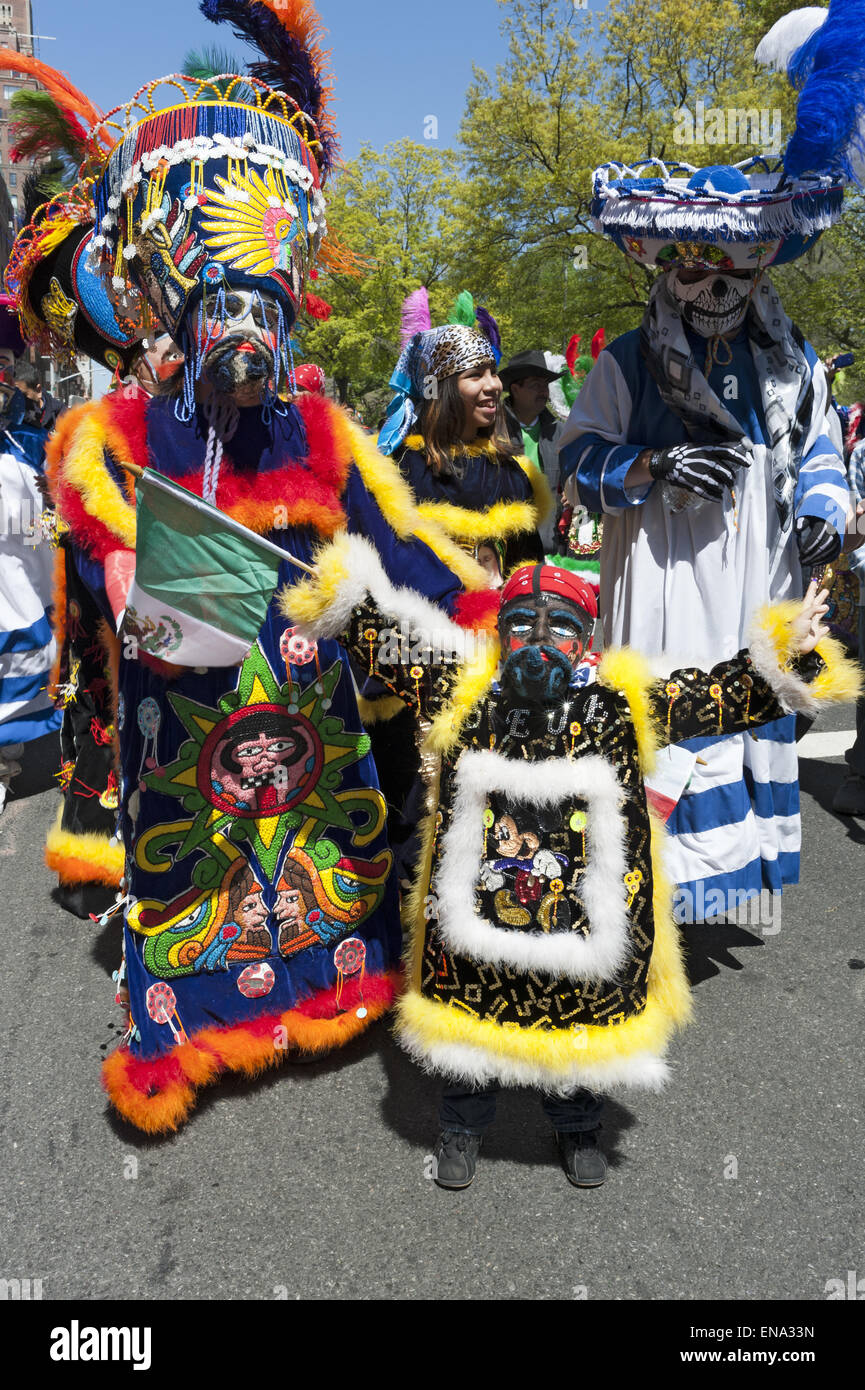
[199,289,282,405]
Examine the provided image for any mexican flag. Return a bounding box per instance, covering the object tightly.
[122,469,295,667]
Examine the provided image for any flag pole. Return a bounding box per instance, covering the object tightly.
[116,461,318,576]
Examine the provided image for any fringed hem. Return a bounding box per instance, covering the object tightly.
[102,969,401,1134]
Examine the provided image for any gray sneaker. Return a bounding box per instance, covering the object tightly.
[832,774,865,816]
[433,1130,482,1189]
[556,1129,608,1187]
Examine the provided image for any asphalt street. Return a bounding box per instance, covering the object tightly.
[1,705,863,1303]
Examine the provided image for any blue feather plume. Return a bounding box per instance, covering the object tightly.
[784,0,865,180]
[200,0,336,173]
[475,305,501,357]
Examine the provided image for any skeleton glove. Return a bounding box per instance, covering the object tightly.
[796,516,841,567]
[648,442,751,500]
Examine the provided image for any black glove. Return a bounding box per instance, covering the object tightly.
[648,442,751,500]
[796,516,841,567]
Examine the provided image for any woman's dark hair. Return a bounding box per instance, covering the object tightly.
[415,369,516,476]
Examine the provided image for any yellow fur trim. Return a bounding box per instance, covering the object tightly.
[404,433,498,460]
[331,411,490,592]
[426,639,500,756]
[598,647,660,775]
[515,454,555,525]
[402,791,439,992]
[416,498,539,544]
[645,810,693,1025]
[812,635,864,703]
[60,402,136,547]
[45,806,125,887]
[754,601,863,704]
[356,694,408,725]
[396,808,691,1086]
[754,600,803,666]
[279,529,352,626]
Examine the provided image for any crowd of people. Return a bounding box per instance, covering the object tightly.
[0,0,863,1194]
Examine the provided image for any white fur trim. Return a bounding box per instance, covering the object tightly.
[294,533,486,662]
[398,1032,670,1095]
[434,750,631,980]
[747,618,820,717]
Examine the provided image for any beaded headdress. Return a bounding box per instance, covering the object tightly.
[0,51,147,374]
[88,1,350,415]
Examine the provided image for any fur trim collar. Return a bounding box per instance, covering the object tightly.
[403,433,501,459]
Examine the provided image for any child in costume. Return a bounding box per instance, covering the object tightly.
[284,538,857,1187]
[558,30,856,916]
[80,1,491,1133]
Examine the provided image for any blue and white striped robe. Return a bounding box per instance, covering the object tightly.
[559,325,848,919]
[0,449,61,749]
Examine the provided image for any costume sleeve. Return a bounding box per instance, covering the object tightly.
[793,347,850,537]
[556,349,652,514]
[341,463,466,616]
[281,532,495,722]
[651,602,862,745]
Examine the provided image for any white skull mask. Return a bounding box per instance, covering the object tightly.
[667,269,754,338]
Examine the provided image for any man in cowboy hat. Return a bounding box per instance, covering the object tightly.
[501,349,564,547]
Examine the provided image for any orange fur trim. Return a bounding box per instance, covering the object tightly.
[101,1049,198,1136]
[102,970,401,1133]
[44,846,123,887]
[47,546,67,698]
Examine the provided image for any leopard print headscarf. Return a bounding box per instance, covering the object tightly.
[378,324,496,456]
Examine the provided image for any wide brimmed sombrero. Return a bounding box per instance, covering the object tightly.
[592,159,844,270]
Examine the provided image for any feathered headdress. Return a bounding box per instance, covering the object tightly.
[755,0,865,182]
[447,290,502,364]
[200,0,338,177]
[0,49,112,169]
[401,287,431,346]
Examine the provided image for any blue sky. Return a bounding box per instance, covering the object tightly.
[31,0,514,159]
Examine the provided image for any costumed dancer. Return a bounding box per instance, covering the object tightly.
[284,535,858,1187]
[557,22,859,915]
[1,49,156,910]
[0,299,62,811]
[85,0,490,1133]
[5,183,152,914]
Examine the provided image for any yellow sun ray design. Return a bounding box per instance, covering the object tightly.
[142,644,374,880]
[199,166,310,277]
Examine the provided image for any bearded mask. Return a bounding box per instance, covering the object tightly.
[667,268,755,338]
[198,287,282,403]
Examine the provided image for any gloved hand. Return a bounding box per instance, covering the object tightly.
[796,515,842,567]
[648,442,751,500]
